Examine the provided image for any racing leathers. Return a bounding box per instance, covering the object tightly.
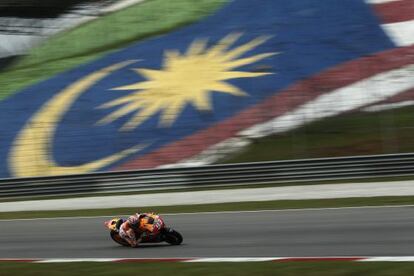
[118,213,145,247]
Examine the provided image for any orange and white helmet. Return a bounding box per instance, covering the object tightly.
[128,214,140,227]
[105,218,123,231]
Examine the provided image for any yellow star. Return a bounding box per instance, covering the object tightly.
[97,33,277,131]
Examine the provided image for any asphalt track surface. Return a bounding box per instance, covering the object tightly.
[1,206,414,258]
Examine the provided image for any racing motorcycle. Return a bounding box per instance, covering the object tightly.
[104,213,183,247]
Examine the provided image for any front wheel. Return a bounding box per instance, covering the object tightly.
[163,228,183,245]
[110,230,130,247]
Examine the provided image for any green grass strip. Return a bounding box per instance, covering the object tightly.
[0,0,228,101]
[1,196,414,220]
[1,262,414,276]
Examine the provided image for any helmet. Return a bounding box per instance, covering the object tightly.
[106,218,123,231]
[128,215,140,227]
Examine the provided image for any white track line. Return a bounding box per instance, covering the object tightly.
[3,257,414,263]
[184,258,280,262]
[359,257,414,262]
[2,204,414,222]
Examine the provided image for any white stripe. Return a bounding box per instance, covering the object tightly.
[3,257,414,263]
[240,63,414,138]
[2,204,414,222]
[362,100,414,112]
[100,0,145,13]
[365,0,401,4]
[360,257,414,262]
[184,258,279,262]
[382,20,414,47]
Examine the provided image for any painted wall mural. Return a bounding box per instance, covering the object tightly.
[0,0,412,178]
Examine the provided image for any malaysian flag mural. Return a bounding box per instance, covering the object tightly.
[0,0,412,178]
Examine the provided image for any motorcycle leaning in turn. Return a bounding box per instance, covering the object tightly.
[104,213,183,247]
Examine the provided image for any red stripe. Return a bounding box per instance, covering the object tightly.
[116,45,414,171]
[273,257,365,262]
[0,259,37,263]
[372,0,414,24]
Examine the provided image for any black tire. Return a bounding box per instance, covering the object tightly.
[163,228,183,245]
[110,230,130,247]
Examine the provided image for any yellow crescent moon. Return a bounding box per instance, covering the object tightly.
[9,60,146,177]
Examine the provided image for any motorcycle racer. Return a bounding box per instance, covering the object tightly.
[105,213,183,247]
[118,213,145,247]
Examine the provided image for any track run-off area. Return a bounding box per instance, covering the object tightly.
[1,206,414,259]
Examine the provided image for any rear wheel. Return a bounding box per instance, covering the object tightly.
[163,228,183,245]
[110,230,130,247]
